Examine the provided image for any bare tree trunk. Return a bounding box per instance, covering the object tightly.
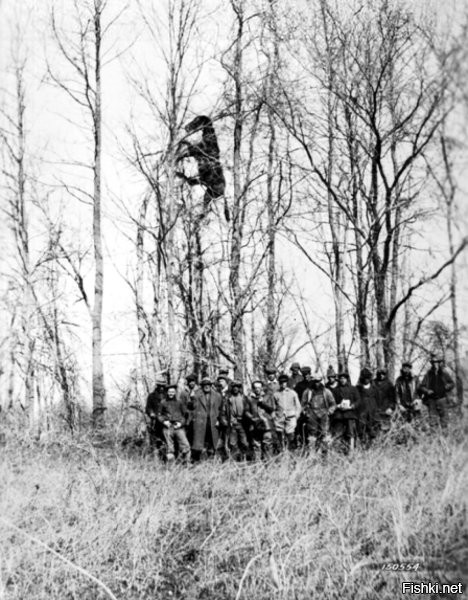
[265,105,277,360]
[229,1,246,380]
[91,0,106,427]
[441,136,463,408]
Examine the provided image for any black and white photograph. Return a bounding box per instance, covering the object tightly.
[0,0,467,598]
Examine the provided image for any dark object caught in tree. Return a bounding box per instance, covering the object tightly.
[176,115,229,221]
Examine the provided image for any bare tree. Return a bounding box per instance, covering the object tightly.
[47,0,123,426]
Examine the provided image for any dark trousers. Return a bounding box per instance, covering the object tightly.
[229,421,249,459]
[427,397,449,429]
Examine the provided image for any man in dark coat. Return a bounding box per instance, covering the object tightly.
[157,385,191,462]
[295,366,311,400]
[245,380,276,460]
[374,368,396,434]
[221,381,249,460]
[331,371,361,451]
[356,367,378,447]
[188,377,225,460]
[325,366,340,400]
[288,362,303,390]
[419,353,455,429]
[395,362,422,423]
[145,380,167,449]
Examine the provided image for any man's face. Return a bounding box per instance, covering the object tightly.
[267,373,276,382]
[327,376,336,385]
[377,372,386,381]
[291,367,299,375]
[305,373,312,382]
[231,386,240,395]
[218,377,227,388]
[203,383,211,392]
[279,380,287,390]
[188,380,196,389]
[431,360,442,371]
[338,376,347,386]
[402,366,412,377]
[253,382,263,396]
[167,388,176,399]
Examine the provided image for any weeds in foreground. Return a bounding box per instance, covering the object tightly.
[0,424,467,599]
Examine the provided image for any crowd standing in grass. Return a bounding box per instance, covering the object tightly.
[145,353,456,463]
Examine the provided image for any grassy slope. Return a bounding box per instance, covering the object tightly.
[0,426,467,600]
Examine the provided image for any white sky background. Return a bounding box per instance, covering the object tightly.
[1,0,467,400]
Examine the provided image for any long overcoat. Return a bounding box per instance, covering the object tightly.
[190,388,224,451]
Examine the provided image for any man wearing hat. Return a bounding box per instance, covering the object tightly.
[188,377,225,460]
[325,366,340,401]
[419,353,454,429]
[288,362,303,390]
[221,380,249,460]
[157,384,191,462]
[216,373,231,400]
[265,366,279,395]
[295,366,312,400]
[145,379,167,449]
[273,374,302,450]
[300,372,336,451]
[331,371,361,451]
[374,368,396,434]
[395,362,421,423]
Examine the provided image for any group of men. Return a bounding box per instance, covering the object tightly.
[145,354,456,462]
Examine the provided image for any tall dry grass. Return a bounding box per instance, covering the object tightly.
[0,419,467,599]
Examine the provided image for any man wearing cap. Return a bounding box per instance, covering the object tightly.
[245,380,276,460]
[157,385,191,462]
[188,377,225,460]
[288,362,303,390]
[273,374,302,450]
[145,380,167,449]
[300,372,336,451]
[374,368,396,434]
[331,371,361,451]
[419,353,454,429]
[221,380,249,460]
[295,366,311,400]
[356,367,378,447]
[265,366,280,396]
[395,362,421,423]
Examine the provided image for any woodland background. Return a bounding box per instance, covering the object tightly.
[0,0,467,431]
